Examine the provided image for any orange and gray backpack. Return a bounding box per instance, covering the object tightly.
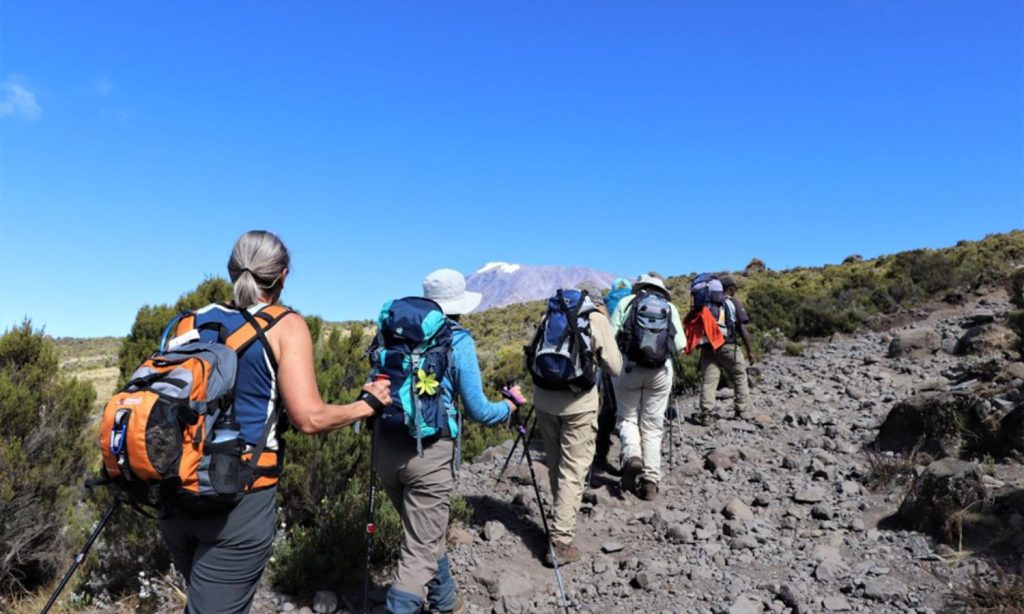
[98,304,292,512]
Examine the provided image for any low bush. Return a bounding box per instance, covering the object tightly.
[0,322,95,598]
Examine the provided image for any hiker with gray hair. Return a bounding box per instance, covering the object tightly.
[609,273,686,501]
[159,230,391,614]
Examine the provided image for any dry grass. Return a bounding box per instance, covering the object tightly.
[948,566,1024,613]
[864,446,932,492]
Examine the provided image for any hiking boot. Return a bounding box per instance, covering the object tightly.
[690,411,714,426]
[638,479,659,501]
[544,540,580,567]
[427,595,464,614]
[621,456,643,494]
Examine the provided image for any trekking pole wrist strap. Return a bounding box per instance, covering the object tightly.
[358,390,386,413]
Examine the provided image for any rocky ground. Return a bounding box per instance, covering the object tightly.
[438,289,1024,614]
[72,289,1023,614]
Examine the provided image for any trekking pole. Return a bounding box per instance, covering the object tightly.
[667,396,678,471]
[501,384,572,614]
[361,374,389,614]
[495,404,535,484]
[41,496,122,614]
[516,413,539,466]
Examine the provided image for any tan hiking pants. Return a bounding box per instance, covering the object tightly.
[699,342,751,416]
[537,408,597,544]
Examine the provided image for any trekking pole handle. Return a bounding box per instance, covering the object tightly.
[500,382,526,408]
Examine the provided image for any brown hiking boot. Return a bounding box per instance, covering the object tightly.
[621,456,643,494]
[430,595,464,614]
[692,411,714,426]
[638,479,659,501]
[544,540,580,567]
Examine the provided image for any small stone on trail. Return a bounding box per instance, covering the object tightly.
[601,541,624,553]
[482,520,506,542]
[794,488,825,503]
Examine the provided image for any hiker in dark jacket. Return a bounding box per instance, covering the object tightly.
[593,278,631,472]
[696,274,754,423]
[379,268,519,614]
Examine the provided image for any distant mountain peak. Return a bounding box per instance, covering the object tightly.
[466,262,617,311]
[477,262,522,274]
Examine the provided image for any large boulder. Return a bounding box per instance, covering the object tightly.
[888,329,940,358]
[876,392,979,458]
[898,458,986,538]
[955,323,1019,357]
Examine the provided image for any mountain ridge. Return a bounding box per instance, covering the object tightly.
[466,262,619,311]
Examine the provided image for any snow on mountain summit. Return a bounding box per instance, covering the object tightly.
[465,263,618,311]
[477,262,522,274]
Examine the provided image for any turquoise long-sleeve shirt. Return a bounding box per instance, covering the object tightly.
[442,327,511,426]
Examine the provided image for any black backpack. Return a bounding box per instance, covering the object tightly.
[618,291,676,367]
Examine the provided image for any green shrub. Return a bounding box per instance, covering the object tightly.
[1008,310,1024,358]
[0,322,95,597]
[117,278,232,385]
[783,342,805,356]
[1009,269,1024,308]
[271,475,403,596]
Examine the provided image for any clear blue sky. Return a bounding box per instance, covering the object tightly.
[2,2,1022,337]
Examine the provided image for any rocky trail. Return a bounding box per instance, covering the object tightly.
[435,290,1023,614]
[131,290,1024,614]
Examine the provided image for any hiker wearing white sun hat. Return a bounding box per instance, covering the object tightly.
[421,268,483,315]
[376,267,519,614]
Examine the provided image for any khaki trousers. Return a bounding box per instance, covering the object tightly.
[536,409,597,544]
[613,361,672,484]
[699,342,751,416]
[377,434,454,600]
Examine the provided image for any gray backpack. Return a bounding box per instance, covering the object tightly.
[619,291,676,367]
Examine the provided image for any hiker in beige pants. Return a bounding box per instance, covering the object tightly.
[534,292,621,567]
[610,274,686,501]
[612,360,674,487]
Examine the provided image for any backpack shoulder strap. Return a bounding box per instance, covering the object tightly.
[226,304,295,368]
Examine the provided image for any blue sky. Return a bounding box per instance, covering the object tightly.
[2,1,1021,337]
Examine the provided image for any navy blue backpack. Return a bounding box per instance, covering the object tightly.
[690,273,736,339]
[368,297,455,453]
[524,289,599,393]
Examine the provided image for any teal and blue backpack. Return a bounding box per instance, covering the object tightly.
[368,297,456,453]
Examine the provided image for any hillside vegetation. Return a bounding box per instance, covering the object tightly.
[5,230,1022,610]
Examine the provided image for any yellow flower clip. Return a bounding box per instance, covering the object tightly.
[415,369,440,396]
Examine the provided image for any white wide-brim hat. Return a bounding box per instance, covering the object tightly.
[633,274,671,298]
[422,268,483,315]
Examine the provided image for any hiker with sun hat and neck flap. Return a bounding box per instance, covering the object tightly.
[373,268,519,614]
[609,273,686,501]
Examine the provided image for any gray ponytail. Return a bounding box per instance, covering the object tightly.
[227,230,291,308]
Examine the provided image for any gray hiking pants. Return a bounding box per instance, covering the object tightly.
[377,435,456,601]
[699,342,751,416]
[158,487,277,614]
